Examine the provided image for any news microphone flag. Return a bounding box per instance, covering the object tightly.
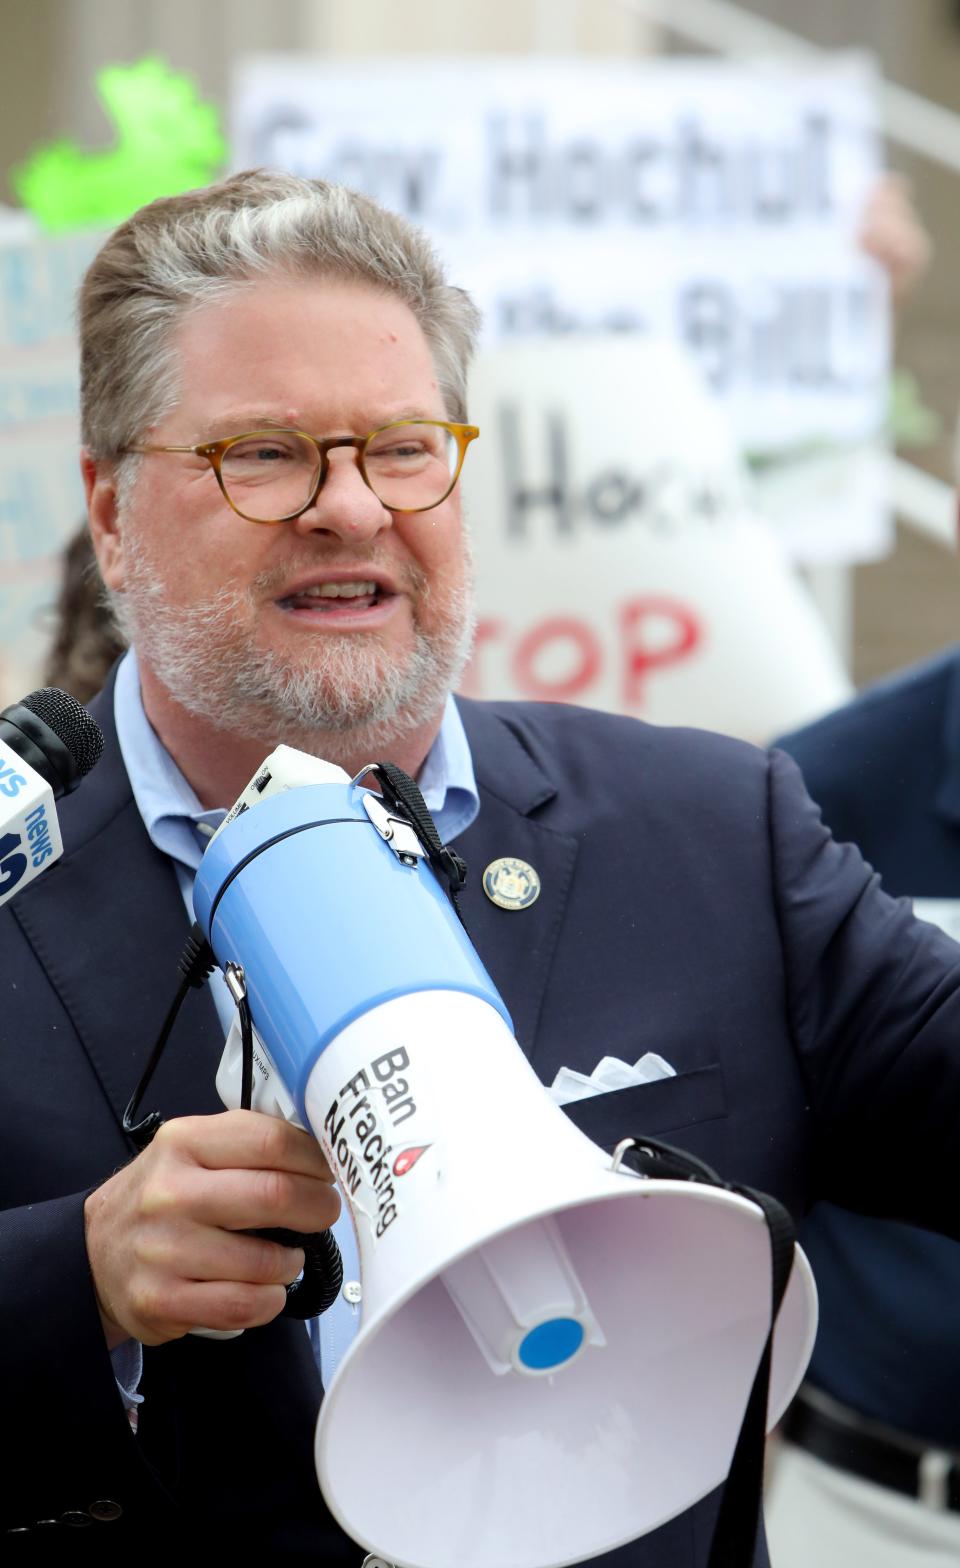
[0,689,104,909]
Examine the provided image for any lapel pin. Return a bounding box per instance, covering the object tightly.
[482,857,541,911]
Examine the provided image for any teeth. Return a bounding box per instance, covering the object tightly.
[298,581,378,599]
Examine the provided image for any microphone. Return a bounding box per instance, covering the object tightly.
[0,688,105,909]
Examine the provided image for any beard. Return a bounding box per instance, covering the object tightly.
[108,529,476,760]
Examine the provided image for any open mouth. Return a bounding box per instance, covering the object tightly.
[277,580,391,615]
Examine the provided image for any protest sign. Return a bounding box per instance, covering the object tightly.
[459,337,852,740]
[233,52,889,562]
[0,225,101,704]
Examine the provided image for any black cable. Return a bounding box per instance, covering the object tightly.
[237,989,255,1112]
[122,923,343,1321]
[122,923,216,1150]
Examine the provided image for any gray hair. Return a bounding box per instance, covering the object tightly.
[79,169,482,458]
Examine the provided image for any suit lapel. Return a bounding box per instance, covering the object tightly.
[10,676,223,1137]
[455,700,579,1075]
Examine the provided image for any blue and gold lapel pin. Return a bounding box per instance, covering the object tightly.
[482,857,541,910]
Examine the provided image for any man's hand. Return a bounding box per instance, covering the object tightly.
[83,1110,340,1348]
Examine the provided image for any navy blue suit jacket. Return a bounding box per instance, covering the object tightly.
[4,682,960,1561]
[778,647,960,1446]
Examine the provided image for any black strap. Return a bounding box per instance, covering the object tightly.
[621,1138,797,1568]
[371,760,468,919]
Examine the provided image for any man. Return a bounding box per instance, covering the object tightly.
[765,648,960,1567]
[2,170,960,1563]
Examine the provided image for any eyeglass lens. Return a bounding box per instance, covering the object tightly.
[219,422,460,520]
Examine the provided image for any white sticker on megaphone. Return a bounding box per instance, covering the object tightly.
[209,744,350,845]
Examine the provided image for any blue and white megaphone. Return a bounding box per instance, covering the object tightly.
[193,748,816,1568]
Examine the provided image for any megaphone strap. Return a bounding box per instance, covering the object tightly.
[613,1136,725,1187]
[708,1183,796,1568]
[617,1137,797,1568]
[371,760,469,918]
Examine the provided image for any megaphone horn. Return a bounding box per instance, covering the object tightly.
[194,750,817,1568]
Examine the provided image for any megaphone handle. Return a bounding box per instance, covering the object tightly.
[228,966,345,1319]
[254,1226,344,1320]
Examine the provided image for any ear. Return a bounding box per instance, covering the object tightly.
[82,450,126,591]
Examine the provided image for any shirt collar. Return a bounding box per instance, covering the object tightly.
[114,649,223,873]
[113,649,479,870]
[417,691,479,843]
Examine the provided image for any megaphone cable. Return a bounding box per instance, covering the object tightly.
[121,921,344,1322]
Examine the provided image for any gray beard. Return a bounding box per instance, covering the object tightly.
[109,547,476,761]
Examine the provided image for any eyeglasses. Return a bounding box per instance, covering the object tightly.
[124,420,480,524]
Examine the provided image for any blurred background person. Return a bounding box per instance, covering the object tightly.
[41,523,125,703]
[858,172,932,306]
[763,421,960,1566]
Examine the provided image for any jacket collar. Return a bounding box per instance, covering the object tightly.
[455,697,558,817]
[453,700,578,1072]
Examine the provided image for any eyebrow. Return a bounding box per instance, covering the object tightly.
[192,408,443,442]
[192,413,298,441]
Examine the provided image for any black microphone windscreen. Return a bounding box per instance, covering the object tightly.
[18,688,104,779]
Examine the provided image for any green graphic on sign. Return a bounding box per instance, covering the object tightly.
[12,57,226,232]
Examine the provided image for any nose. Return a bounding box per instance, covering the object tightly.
[291,447,392,544]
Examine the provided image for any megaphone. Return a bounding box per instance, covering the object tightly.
[193,750,816,1568]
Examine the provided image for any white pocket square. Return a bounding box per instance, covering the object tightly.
[548,1052,676,1106]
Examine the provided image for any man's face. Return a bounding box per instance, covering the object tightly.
[98,276,474,748]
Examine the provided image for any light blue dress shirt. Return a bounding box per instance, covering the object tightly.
[112,648,479,1386]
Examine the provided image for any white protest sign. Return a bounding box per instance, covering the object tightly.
[0,226,103,703]
[233,54,888,469]
[458,337,852,742]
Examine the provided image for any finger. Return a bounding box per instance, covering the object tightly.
[137,1226,306,1288]
[141,1164,342,1236]
[155,1111,336,1181]
[133,1279,292,1344]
